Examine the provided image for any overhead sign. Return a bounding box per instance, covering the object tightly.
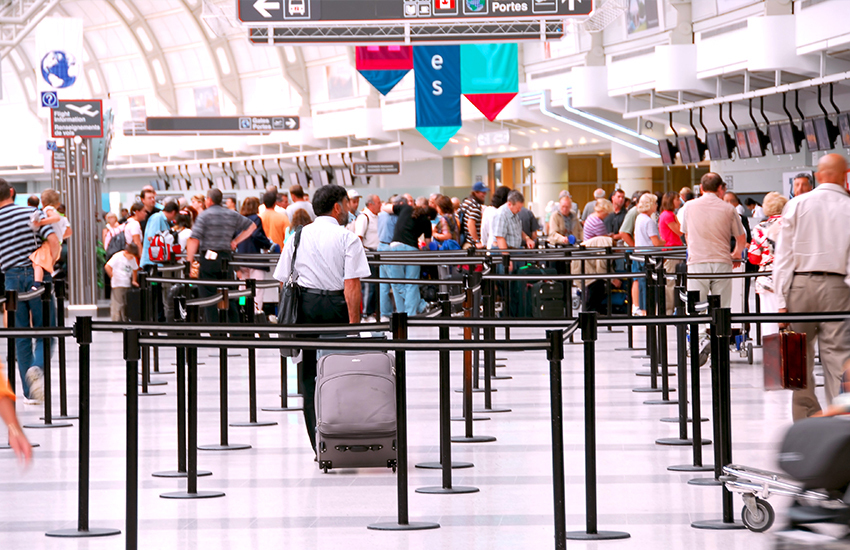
[477,129,510,147]
[52,148,66,170]
[143,116,300,135]
[50,99,103,138]
[352,162,400,176]
[237,0,591,23]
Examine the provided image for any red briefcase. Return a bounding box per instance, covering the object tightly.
[763,330,807,391]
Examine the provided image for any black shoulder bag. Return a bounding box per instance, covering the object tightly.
[277,227,303,357]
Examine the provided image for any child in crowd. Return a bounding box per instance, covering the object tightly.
[105,243,140,321]
[29,189,70,289]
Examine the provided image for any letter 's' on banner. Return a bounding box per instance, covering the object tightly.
[414,45,462,150]
[355,46,413,96]
[461,43,518,121]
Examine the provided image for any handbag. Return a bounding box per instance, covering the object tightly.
[763,329,807,391]
[277,227,303,357]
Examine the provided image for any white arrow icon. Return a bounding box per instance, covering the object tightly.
[564,0,581,8]
[285,118,296,129]
[253,0,280,18]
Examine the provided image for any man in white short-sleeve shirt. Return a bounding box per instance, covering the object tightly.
[354,194,382,320]
[273,184,370,455]
[123,203,145,253]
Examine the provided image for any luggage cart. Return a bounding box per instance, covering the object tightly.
[721,464,840,532]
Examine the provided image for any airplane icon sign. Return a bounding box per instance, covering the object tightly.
[51,100,104,139]
[67,103,100,117]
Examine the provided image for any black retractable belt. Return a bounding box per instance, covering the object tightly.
[54,279,76,420]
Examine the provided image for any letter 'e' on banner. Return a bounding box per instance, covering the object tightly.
[414,45,462,150]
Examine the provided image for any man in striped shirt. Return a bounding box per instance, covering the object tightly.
[0,179,60,402]
[459,181,488,248]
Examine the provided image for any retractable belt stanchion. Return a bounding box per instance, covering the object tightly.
[161,304,225,501]
[474,277,510,414]
[689,294,723,486]
[124,329,140,550]
[547,328,567,550]
[567,312,630,542]
[26,283,71,429]
[232,280,276,428]
[369,313,440,532]
[501,254,511,341]
[644,263,677,405]
[633,265,661,395]
[658,285,710,447]
[199,289,250,451]
[416,294,478,491]
[153,298,212,479]
[417,294,474,471]
[136,274,165,394]
[669,290,713,472]
[46,316,120,539]
[452,275,495,442]
[692,306,744,530]
[263,353,302,413]
[53,279,76,420]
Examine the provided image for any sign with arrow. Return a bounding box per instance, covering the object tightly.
[137,116,300,135]
[236,0,590,23]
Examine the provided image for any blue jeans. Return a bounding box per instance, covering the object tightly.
[5,266,56,399]
[378,243,394,318]
[631,260,646,311]
[389,243,427,318]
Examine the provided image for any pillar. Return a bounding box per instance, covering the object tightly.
[611,142,659,198]
[530,149,569,216]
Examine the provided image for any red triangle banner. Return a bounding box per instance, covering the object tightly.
[463,93,517,122]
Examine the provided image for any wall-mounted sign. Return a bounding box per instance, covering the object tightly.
[50,100,103,138]
[141,116,300,135]
[352,162,401,176]
[52,148,66,170]
[477,129,511,147]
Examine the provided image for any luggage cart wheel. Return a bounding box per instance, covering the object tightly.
[747,342,753,365]
[741,498,774,533]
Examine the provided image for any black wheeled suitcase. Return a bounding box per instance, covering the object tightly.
[125,287,143,321]
[315,352,397,472]
[531,281,565,318]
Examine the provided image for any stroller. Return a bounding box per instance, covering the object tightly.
[721,416,850,533]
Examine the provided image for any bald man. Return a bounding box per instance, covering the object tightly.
[774,153,850,421]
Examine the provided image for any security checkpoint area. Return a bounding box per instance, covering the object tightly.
[2,1,850,550]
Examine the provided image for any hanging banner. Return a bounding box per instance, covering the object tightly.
[35,17,84,95]
[414,45,461,150]
[356,46,413,96]
[460,43,518,121]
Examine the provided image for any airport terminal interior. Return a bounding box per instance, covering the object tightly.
[1,0,850,548]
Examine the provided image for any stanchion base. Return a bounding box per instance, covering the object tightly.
[150,369,175,375]
[367,521,440,531]
[473,407,511,414]
[46,527,121,538]
[688,477,721,486]
[453,388,497,393]
[40,415,78,421]
[281,393,303,398]
[614,347,640,351]
[0,442,39,449]
[451,435,497,443]
[132,391,166,397]
[631,355,651,359]
[636,370,675,377]
[22,422,72,429]
[261,406,303,412]
[152,470,212,478]
[160,490,226,500]
[197,443,252,451]
[668,464,714,472]
[230,421,278,427]
[643,398,678,405]
[632,387,662,393]
[451,416,489,422]
[416,485,479,494]
[491,375,512,380]
[566,530,631,541]
[656,438,711,446]
[691,519,745,530]
[415,461,474,470]
[138,379,167,386]
[660,417,709,423]
[172,362,205,366]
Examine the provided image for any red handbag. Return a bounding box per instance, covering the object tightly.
[763,330,807,391]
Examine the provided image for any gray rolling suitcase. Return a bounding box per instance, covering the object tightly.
[315,352,398,473]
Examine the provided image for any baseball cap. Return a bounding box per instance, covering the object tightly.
[472,181,488,193]
[347,189,361,199]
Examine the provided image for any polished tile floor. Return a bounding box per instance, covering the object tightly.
[0,321,838,549]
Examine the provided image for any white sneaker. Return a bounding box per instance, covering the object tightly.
[698,336,711,367]
[26,366,44,403]
[380,316,390,323]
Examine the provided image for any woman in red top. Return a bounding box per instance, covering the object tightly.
[658,192,683,247]
[658,192,683,314]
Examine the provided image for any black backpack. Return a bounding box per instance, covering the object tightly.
[105,227,126,259]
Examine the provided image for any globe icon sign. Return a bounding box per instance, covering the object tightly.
[40,50,77,89]
[466,0,485,11]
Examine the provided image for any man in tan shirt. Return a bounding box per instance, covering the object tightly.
[259,190,289,249]
[774,154,850,421]
[548,195,583,246]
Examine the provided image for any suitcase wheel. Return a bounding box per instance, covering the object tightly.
[319,460,331,473]
[388,459,397,473]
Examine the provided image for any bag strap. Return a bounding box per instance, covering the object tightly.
[288,226,303,284]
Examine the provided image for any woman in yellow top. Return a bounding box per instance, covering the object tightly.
[0,368,32,464]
